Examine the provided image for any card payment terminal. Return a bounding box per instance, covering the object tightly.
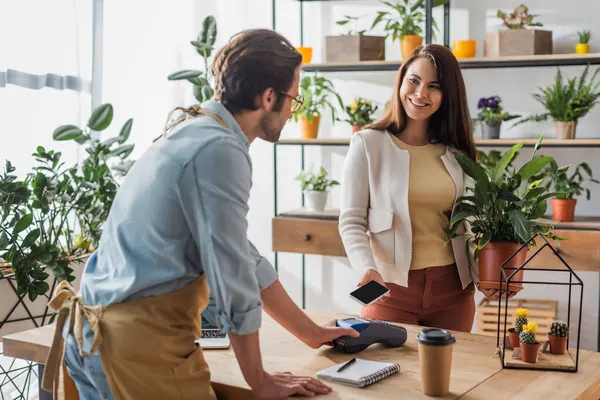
[332,317,408,354]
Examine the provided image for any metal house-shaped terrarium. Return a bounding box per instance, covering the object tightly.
[496,233,583,373]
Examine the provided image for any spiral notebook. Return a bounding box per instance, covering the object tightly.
[316,359,401,388]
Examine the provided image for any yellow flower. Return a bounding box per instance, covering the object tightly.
[516,308,530,317]
[522,322,538,333]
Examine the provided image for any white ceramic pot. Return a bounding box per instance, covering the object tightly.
[304,190,328,211]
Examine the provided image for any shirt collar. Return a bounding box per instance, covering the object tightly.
[201,100,249,147]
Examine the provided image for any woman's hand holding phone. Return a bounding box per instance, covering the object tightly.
[356,269,391,304]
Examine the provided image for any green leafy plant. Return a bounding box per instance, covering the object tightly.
[538,160,599,200]
[371,0,448,41]
[578,30,592,44]
[477,149,520,176]
[293,73,344,123]
[512,65,600,126]
[335,15,367,36]
[295,165,339,192]
[341,97,378,127]
[497,4,543,29]
[167,16,217,103]
[0,104,135,301]
[446,135,564,260]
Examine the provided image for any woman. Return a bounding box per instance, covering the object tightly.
[339,44,495,333]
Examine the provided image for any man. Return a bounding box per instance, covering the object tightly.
[45,29,359,400]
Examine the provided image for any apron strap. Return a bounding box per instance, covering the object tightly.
[42,281,105,392]
[157,105,229,142]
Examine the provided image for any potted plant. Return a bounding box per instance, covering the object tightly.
[371,0,447,60]
[341,97,378,133]
[295,166,340,212]
[538,160,599,222]
[0,104,135,307]
[446,135,563,294]
[325,15,385,62]
[485,4,552,57]
[519,321,540,363]
[167,15,217,103]
[474,96,520,139]
[576,30,591,54]
[507,308,529,349]
[293,73,344,139]
[477,149,519,175]
[548,320,569,355]
[511,65,600,139]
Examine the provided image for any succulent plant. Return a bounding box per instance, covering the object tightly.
[550,320,569,337]
[514,308,530,333]
[519,321,538,344]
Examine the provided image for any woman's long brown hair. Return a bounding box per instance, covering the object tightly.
[365,44,477,161]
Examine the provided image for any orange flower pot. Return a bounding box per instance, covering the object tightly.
[520,341,541,363]
[297,46,313,64]
[452,40,477,58]
[478,242,527,293]
[548,334,568,355]
[400,35,423,60]
[352,125,362,134]
[551,198,577,222]
[575,43,590,54]
[507,328,520,350]
[299,114,320,139]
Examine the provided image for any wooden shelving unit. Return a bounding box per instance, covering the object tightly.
[302,53,600,72]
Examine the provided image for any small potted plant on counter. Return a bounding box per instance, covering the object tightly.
[446,136,562,294]
[474,96,520,139]
[295,165,340,212]
[576,30,591,54]
[520,321,540,363]
[507,308,530,349]
[293,73,344,140]
[511,64,600,139]
[548,320,569,355]
[325,14,385,63]
[341,97,378,134]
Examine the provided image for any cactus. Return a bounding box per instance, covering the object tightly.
[519,321,538,344]
[550,320,569,337]
[514,308,530,333]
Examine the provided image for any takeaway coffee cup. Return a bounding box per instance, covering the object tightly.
[416,327,456,396]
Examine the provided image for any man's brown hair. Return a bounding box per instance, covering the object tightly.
[211,29,302,114]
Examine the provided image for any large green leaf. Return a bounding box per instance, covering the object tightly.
[492,142,524,184]
[453,151,488,183]
[518,156,553,180]
[108,144,134,158]
[53,125,83,141]
[198,16,217,55]
[167,70,203,81]
[450,210,472,227]
[119,118,133,144]
[508,209,531,243]
[22,229,40,247]
[13,214,33,235]
[87,104,114,131]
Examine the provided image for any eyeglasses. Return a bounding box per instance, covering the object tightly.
[280,91,304,113]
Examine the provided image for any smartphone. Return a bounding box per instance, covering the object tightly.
[349,280,390,306]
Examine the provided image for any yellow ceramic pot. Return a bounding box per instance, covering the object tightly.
[297,46,313,64]
[400,35,423,60]
[299,114,320,139]
[452,40,477,58]
[575,43,590,54]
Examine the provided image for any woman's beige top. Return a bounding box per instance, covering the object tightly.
[338,128,479,289]
[389,133,456,270]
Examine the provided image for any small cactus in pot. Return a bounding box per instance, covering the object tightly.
[507,308,529,349]
[548,320,569,355]
[519,322,540,363]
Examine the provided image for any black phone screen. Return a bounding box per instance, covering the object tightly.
[350,280,389,304]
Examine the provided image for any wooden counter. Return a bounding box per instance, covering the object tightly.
[3,311,599,399]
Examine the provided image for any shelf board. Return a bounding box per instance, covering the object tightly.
[301,53,600,72]
[276,138,600,148]
[277,209,600,231]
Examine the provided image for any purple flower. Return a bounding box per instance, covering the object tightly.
[477,97,486,109]
[486,97,498,108]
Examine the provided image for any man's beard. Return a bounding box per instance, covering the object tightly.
[259,110,283,143]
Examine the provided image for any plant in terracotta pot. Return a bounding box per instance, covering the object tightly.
[576,30,591,54]
[548,320,569,355]
[371,0,447,60]
[519,321,540,363]
[511,64,600,139]
[340,97,378,133]
[295,165,340,212]
[473,96,519,139]
[293,73,344,140]
[536,160,599,222]
[446,136,563,295]
[507,308,529,349]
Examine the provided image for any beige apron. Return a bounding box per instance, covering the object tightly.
[43,108,229,400]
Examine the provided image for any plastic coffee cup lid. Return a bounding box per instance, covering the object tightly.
[416,328,456,346]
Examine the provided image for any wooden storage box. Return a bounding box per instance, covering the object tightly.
[484,29,553,57]
[476,299,557,337]
[272,216,346,257]
[325,35,385,63]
